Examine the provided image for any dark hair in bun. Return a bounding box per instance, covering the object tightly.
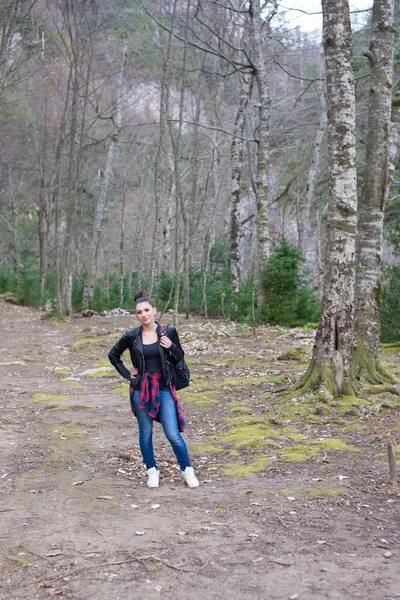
[134,291,155,307]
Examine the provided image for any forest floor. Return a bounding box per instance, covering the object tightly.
[0,299,399,600]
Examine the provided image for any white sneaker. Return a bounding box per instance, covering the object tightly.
[147,467,159,488]
[182,466,199,488]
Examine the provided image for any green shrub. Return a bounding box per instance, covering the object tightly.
[381,266,400,343]
[260,237,320,326]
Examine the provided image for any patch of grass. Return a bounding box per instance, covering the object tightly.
[282,438,358,463]
[87,369,114,378]
[334,395,371,414]
[180,390,222,409]
[278,489,297,497]
[58,380,84,390]
[219,455,271,477]
[215,419,290,450]
[225,401,252,415]
[28,392,69,405]
[70,335,112,356]
[278,346,309,361]
[43,404,95,412]
[95,358,113,368]
[189,443,224,455]
[282,444,321,462]
[53,366,72,375]
[111,382,130,398]
[303,485,343,498]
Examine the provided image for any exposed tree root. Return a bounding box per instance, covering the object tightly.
[279,359,340,401]
[278,355,398,402]
[352,355,395,387]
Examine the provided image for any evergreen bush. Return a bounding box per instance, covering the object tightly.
[260,237,320,326]
[380,266,400,343]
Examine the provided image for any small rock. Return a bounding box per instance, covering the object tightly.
[383,551,393,558]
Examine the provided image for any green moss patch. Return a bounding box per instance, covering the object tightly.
[277,346,309,361]
[53,366,72,375]
[70,335,113,356]
[59,380,84,390]
[28,392,69,405]
[225,402,253,415]
[282,438,358,463]
[303,485,343,498]
[180,390,222,409]
[215,419,291,450]
[219,455,271,477]
[189,442,225,455]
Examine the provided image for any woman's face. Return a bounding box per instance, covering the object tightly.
[135,301,156,325]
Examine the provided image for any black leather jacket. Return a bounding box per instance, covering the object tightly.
[108,323,184,390]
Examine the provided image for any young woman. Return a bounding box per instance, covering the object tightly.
[108,291,199,489]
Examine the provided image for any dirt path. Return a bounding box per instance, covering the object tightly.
[0,300,399,600]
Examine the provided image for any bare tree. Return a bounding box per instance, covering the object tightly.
[83,46,128,309]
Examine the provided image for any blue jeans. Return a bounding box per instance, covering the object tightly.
[131,388,191,471]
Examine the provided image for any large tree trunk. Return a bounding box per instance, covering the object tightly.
[249,0,271,304]
[295,0,358,399]
[353,0,395,385]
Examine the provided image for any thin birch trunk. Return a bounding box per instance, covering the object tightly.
[183,96,201,317]
[150,0,178,295]
[302,46,327,274]
[295,0,358,398]
[119,178,126,306]
[38,86,49,295]
[231,74,250,293]
[353,0,395,385]
[62,57,80,315]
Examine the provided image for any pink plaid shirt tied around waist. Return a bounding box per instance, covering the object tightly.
[130,371,186,432]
